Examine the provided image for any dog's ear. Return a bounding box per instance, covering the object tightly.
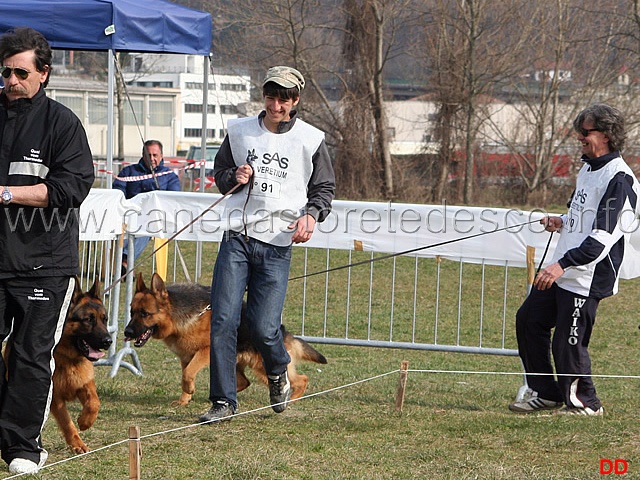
[135,272,146,293]
[72,276,83,304]
[88,277,102,299]
[150,273,167,296]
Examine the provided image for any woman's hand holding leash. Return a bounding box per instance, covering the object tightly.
[534,262,564,290]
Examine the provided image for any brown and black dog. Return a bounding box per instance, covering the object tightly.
[50,278,112,453]
[2,278,111,454]
[124,272,327,406]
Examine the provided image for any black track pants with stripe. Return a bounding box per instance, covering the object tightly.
[515,283,601,410]
[0,277,74,465]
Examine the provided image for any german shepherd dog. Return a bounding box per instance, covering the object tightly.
[2,278,111,454]
[124,272,328,406]
[51,278,112,453]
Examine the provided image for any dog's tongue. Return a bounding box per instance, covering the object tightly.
[88,347,105,360]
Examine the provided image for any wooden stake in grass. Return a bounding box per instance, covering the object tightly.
[526,245,535,293]
[129,426,141,480]
[395,360,409,412]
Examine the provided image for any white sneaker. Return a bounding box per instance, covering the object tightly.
[8,450,48,475]
[508,390,563,413]
[557,406,604,416]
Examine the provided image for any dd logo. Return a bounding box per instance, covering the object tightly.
[600,459,628,475]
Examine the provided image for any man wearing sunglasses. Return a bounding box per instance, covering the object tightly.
[510,104,640,417]
[0,27,94,475]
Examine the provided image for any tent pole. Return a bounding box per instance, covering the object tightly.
[199,55,209,193]
[106,49,115,189]
[195,54,209,281]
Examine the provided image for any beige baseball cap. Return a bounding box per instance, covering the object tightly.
[263,66,305,90]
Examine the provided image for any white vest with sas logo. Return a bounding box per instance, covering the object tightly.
[224,116,324,246]
[552,156,640,297]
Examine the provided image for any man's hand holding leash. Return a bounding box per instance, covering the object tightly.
[235,163,253,184]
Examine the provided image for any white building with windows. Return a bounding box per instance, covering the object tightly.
[123,53,251,154]
[47,76,179,160]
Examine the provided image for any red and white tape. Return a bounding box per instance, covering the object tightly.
[95,159,207,182]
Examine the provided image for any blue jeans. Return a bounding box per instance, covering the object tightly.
[123,236,151,263]
[209,232,292,408]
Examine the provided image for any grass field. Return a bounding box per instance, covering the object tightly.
[4,246,640,479]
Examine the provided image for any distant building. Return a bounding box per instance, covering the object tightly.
[47,76,179,161]
[40,50,593,186]
[123,53,251,154]
[385,100,439,155]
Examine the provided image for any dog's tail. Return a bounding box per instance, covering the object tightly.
[282,326,328,365]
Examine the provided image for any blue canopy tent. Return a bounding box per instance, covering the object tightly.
[0,0,212,53]
[0,0,213,376]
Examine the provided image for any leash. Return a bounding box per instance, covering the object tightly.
[241,160,255,240]
[288,219,541,281]
[535,230,554,276]
[103,182,243,294]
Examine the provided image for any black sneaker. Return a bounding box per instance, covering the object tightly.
[268,371,291,413]
[199,400,236,424]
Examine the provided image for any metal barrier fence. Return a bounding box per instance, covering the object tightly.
[286,250,525,357]
[80,191,552,386]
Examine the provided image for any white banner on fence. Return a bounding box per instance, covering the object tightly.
[79,188,132,241]
[79,189,640,278]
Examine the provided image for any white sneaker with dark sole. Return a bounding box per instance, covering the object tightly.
[557,406,604,416]
[508,392,563,413]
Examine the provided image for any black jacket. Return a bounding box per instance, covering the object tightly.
[0,88,94,277]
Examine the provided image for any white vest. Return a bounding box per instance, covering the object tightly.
[223,116,325,246]
[553,156,640,296]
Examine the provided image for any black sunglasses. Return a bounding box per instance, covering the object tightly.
[0,66,30,80]
[578,127,600,137]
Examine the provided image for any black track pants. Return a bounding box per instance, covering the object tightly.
[515,283,601,410]
[0,276,74,465]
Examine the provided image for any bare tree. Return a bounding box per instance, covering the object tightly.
[177,0,640,205]
[340,0,400,198]
[190,0,415,200]
[416,6,465,202]
[604,0,640,155]
[414,0,535,204]
[479,0,634,204]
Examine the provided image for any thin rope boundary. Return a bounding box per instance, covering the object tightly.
[11,366,639,478]
[407,368,640,379]
[7,371,396,477]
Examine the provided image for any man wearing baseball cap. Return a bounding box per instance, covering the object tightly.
[200,66,335,423]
